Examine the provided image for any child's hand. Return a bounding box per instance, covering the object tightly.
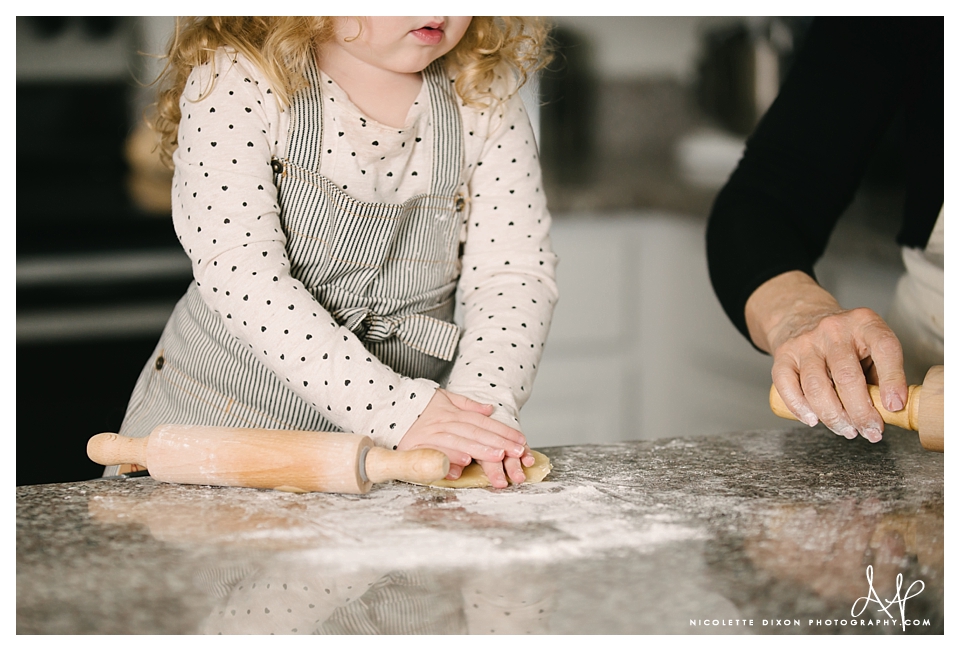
[504,445,537,486]
[447,443,535,488]
[397,389,529,488]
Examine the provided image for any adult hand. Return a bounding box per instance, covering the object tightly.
[745,271,908,442]
[397,388,532,488]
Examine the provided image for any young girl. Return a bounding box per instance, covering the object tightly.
[116,16,558,488]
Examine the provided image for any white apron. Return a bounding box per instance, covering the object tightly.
[885,205,944,384]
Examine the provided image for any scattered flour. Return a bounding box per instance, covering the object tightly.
[89,478,705,575]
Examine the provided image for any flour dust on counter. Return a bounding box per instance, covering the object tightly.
[82,474,702,571]
[18,429,942,634]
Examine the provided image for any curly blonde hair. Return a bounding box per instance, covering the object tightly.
[152,17,551,168]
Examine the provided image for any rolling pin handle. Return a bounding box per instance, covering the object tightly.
[364,447,450,485]
[87,433,149,468]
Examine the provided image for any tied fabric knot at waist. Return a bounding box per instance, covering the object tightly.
[332,305,460,362]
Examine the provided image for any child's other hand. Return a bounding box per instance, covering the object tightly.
[397,389,528,489]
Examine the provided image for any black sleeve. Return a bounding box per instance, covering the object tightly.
[705,17,928,345]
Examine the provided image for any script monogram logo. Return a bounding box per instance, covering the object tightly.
[851,565,924,632]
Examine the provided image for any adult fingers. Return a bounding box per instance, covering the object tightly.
[771,356,818,427]
[805,312,877,437]
[819,310,904,441]
[825,349,883,442]
[800,316,877,440]
[795,343,860,439]
[772,309,903,443]
[771,340,860,439]
[859,314,908,412]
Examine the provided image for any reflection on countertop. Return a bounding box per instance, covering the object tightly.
[17,427,942,634]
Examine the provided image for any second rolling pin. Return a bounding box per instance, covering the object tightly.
[769,365,943,452]
[87,425,450,493]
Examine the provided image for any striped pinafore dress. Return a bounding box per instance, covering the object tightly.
[113,59,467,466]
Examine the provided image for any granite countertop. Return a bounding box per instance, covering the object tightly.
[17,427,943,635]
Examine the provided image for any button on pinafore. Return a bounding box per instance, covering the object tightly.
[114,59,467,449]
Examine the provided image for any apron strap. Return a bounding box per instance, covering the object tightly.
[422,60,463,198]
[286,55,325,172]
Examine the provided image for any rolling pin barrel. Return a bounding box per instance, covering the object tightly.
[87,425,450,493]
[918,365,944,452]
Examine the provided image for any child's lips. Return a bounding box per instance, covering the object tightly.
[411,23,444,45]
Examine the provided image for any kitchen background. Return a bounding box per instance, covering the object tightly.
[17,17,907,486]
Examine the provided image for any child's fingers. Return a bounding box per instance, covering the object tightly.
[443,433,510,463]
[446,463,465,481]
[478,459,509,489]
[403,430,506,464]
[503,455,527,485]
[421,444,472,468]
[436,390,525,445]
[454,410,527,447]
[441,422,526,458]
[521,448,535,467]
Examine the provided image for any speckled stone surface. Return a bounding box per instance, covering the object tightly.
[17,427,942,634]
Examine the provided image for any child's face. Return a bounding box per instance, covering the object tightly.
[328,17,473,75]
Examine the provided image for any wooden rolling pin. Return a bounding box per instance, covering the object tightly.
[770,365,943,452]
[87,425,450,494]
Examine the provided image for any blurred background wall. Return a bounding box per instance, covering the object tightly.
[17,17,189,486]
[17,17,907,485]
